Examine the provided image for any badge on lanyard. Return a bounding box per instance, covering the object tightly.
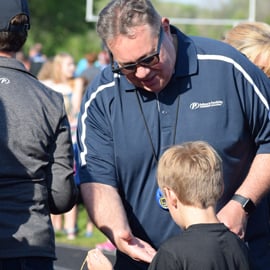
[156,187,168,210]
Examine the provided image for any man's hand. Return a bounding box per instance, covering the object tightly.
[115,230,157,263]
[217,199,248,239]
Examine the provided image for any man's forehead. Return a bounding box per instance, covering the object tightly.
[108,27,157,63]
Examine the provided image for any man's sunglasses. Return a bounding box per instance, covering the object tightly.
[110,26,164,75]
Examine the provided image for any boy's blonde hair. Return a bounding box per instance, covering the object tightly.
[157,141,223,208]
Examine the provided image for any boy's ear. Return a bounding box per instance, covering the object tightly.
[163,187,178,208]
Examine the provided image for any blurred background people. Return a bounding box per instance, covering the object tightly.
[28,42,47,76]
[37,57,54,81]
[15,50,30,71]
[95,49,110,71]
[80,52,100,89]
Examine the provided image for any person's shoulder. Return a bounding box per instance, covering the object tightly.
[81,65,100,76]
[34,78,66,101]
[190,35,241,57]
[173,26,232,54]
[189,35,259,74]
[160,233,185,249]
[82,65,136,109]
[174,27,249,73]
[84,65,124,95]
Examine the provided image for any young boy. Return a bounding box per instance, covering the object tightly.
[86,141,250,270]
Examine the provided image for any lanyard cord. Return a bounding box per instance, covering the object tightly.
[135,89,180,163]
[135,89,158,162]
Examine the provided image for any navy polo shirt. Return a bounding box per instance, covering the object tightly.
[77,26,270,258]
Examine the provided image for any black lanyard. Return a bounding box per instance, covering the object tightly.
[135,89,180,163]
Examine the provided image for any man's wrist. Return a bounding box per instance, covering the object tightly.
[231,194,256,215]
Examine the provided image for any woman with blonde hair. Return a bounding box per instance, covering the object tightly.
[224,21,270,77]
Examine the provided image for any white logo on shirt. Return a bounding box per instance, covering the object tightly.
[190,100,223,110]
[0,78,10,84]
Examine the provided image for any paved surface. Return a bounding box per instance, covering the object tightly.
[54,244,116,270]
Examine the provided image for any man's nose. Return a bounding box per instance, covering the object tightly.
[135,65,151,78]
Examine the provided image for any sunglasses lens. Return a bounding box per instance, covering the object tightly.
[120,55,159,74]
[124,65,137,71]
[141,55,158,66]
[120,65,136,74]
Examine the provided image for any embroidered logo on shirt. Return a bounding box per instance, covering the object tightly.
[0,78,10,84]
[190,100,223,110]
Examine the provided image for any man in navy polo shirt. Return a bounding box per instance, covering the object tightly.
[77,0,270,269]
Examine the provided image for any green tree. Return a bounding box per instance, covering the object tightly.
[26,0,102,60]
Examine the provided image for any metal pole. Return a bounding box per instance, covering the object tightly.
[249,0,256,21]
[86,0,98,22]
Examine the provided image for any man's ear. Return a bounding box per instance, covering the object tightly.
[163,187,178,208]
[161,17,171,34]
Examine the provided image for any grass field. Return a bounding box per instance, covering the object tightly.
[55,204,107,249]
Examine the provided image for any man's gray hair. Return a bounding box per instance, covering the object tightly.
[97,0,161,45]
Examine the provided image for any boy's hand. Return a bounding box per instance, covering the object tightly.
[87,248,113,270]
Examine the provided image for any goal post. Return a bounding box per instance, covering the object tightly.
[85,0,256,25]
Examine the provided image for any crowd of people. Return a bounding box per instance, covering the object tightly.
[1,0,270,270]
